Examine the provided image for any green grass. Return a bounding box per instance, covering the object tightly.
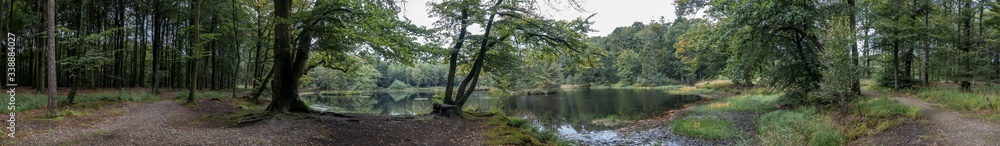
[484,116,570,146]
[691,94,781,113]
[1,91,157,113]
[670,116,739,139]
[756,109,846,146]
[915,87,1000,111]
[858,97,920,118]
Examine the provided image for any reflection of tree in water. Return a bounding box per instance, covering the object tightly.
[500,89,702,134]
[303,92,434,115]
[303,94,378,113]
[371,92,435,115]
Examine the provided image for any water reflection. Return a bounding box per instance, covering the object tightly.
[302,92,435,116]
[302,89,700,143]
[498,89,701,140]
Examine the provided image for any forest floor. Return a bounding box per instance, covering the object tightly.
[5,89,488,145]
[850,89,1000,146]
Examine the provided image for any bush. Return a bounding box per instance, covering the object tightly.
[388,79,411,90]
[670,116,739,139]
[756,110,846,146]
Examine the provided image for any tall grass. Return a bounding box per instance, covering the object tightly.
[691,94,781,113]
[670,116,738,139]
[916,87,1000,111]
[858,97,920,118]
[756,109,846,146]
[1,91,157,113]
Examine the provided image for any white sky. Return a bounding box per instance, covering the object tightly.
[399,0,678,37]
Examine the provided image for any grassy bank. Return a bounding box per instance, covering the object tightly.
[670,87,919,145]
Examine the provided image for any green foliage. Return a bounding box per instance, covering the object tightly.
[670,116,739,139]
[756,110,846,146]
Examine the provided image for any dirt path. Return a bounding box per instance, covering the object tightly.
[853,90,1000,146]
[26,92,326,145]
[12,91,488,146]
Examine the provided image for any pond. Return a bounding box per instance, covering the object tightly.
[301,89,702,144]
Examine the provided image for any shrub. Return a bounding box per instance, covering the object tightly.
[756,110,845,146]
[670,116,739,139]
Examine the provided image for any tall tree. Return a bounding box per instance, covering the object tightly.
[187,0,201,104]
[45,0,56,118]
[151,0,162,94]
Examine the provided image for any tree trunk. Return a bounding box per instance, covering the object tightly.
[922,0,929,85]
[232,0,241,97]
[849,0,860,94]
[46,0,57,118]
[187,0,201,104]
[443,8,470,105]
[152,0,162,94]
[447,0,505,115]
[67,75,79,105]
[266,0,311,113]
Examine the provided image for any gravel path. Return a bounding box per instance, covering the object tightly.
[891,96,1000,146]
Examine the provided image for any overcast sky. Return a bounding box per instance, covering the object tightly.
[399,0,678,37]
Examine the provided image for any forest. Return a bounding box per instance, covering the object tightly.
[1,0,999,145]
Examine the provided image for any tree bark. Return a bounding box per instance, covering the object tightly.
[266,0,311,113]
[46,0,57,118]
[849,0,860,94]
[453,0,505,110]
[444,8,470,105]
[152,0,162,94]
[187,0,201,104]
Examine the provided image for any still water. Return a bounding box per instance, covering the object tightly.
[301,89,701,143]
